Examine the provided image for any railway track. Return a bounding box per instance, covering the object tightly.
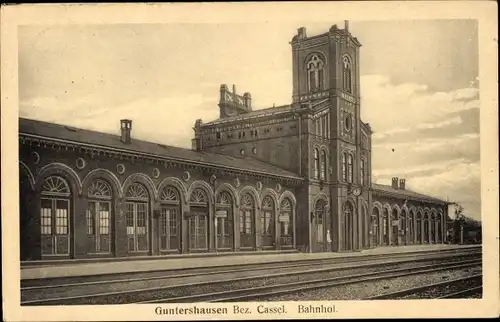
[22,247,481,289]
[22,250,481,305]
[141,260,481,303]
[365,274,483,300]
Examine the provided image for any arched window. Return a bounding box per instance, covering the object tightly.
[279,198,293,246]
[189,188,209,250]
[326,114,330,139]
[342,153,347,181]
[86,179,112,254]
[360,159,365,186]
[313,148,320,179]
[307,54,325,92]
[125,183,149,252]
[343,55,352,93]
[261,195,275,247]
[320,150,327,181]
[216,191,233,249]
[347,153,353,183]
[159,186,181,251]
[40,176,71,256]
[314,199,326,244]
[240,193,255,249]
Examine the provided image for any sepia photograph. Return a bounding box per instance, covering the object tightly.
[2,2,498,321]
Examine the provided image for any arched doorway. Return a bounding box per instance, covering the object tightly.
[344,202,354,251]
[400,209,407,245]
[371,207,380,247]
[86,179,113,254]
[430,213,436,244]
[313,199,326,252]
[416,211,423,244]
[423,213,430,243]
[279,198,293,247]
[391,208,399,245]
[215,191,234,250]
[240,193,255,249]
[20,170,35,260]
[188,188,209,252]
[260,195,276,249]
[408,210,415,244]
[159,186,182,253]
[382,208,389,246]
[361,204,368,249]
[125,182,149,252]
[436,216,442,243]
[40,176,72,257]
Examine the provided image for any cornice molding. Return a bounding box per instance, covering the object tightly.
[19,134,304,186]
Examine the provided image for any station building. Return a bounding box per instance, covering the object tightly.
[19,23,450,261]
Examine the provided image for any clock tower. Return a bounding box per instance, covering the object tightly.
[291,21,372,252]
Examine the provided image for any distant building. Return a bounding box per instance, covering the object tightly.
[19,22,450,261]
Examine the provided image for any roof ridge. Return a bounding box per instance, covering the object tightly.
[19,117,301,179]
[372,183,447,203]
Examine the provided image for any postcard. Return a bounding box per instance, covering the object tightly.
[1,2,498,321]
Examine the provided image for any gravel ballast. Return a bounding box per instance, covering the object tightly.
[263,266,482,301]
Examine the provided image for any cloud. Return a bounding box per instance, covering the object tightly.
[364,75,481,220]
[20,93,219,149]
[416,116,462,130]
[361,74,479,132]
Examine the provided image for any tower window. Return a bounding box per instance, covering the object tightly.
[347,153,353,183]
[342,153,347,181]
[313,148,319,179]
[345,115,353,131]
[343,56,352,93]
[307,54,325,93]
[360,159,365,186]
[320,150,327,180]
[216,132,221,140]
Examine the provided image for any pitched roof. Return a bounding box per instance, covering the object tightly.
[372,183,448,204]
[203,105,292,126]
[19,118,302,180]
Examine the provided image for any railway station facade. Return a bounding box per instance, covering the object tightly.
[19,23,450,261]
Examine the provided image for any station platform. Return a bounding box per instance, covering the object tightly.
[21,244,480,281]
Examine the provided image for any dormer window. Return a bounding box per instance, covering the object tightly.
[343,55,352,93]
[307,54,325,92]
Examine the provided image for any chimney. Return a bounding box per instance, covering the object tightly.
[243,92,252,111]
[297,27,307,40]
[391,177,399,189]
[120,119,132,144]
[344,20,349,32]
[192,119,203,151]
[220,84,228,101]
[399,178,406,190]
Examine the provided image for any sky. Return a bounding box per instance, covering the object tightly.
[18,20,480,220]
